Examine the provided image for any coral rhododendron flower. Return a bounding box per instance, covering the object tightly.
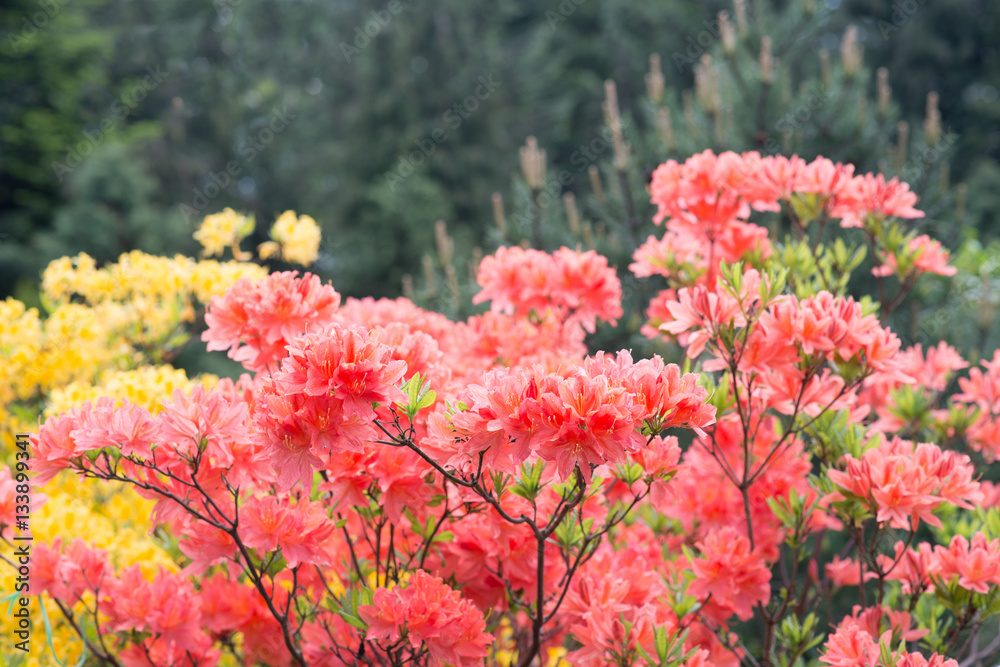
[428,354,712,481]
[873,234,957,277]
[281,325,407,416]
[203,271,341,372]
[359,570,492,667]
[953,350,1000,459]
[688,526,771,622]
[31,409,89,485]
[878,540,938,595]
[474,246,623,332]
[932,532,1000,594]
[821,611,956,667]
[832,173,923,228]
[827,437,982,530]
[70,397,160,459]
[103,565,217,659]
[252,324,406,491]
[825,555,876,587]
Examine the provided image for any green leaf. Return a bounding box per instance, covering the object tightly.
[336,587,373,631]
[265,552,288,578]
[655,625,669,662]
[635,644,656,665]
[397,373,436,420]
[416,389,436,411]
[512,460,546,502]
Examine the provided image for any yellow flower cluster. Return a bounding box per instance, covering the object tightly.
[39,250,269,354]
[43,251,187,304]
[0,298,43,405]
[0,299,126,424]
[194,207,255,258]
[258,210,322,266]
[46,365,218,417]
[42,249,270,310]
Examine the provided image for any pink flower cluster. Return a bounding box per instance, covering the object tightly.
[562,536,713,666]
[827,437,982,530]
[203,271,341,372]
[359,570,492,667]
[649,151,922,233]
[33,539,223,666]
[26,148,988,667]
[239,496,337,568]
[633,151,928,292]
[932,532,1000,594]
[252,324,407,492]
[688,527,771,622]
[861,341,968,435]
[661,267,909,420]
[426,350,715,481]
[857,532,1000,598]
[872,234,957,278]
[32,382,273,492]
[473,246,623,333]
[954,350,1000,459]
[821,606,955,667]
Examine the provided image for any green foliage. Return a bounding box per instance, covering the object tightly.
[511,460,546,503]
[774,612,824,666]
[3,0,999,324]
[336,586,375,632]
[0,0,115,294]
[36,141,196,264]
[635,627,699,666]
[398,373,437,422]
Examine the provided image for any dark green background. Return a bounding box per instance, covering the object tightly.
[2,0,998,303]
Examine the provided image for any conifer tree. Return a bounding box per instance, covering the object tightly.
[410,0,996,356]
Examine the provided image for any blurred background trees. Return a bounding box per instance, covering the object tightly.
[2,0,998,351]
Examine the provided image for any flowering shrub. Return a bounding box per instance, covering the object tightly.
[6,154,1000,666]
[0,212,310,665]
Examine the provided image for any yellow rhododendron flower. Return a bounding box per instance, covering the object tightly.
[195,208,255,258]
[264,210,321,266]
[0,297,42,403]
